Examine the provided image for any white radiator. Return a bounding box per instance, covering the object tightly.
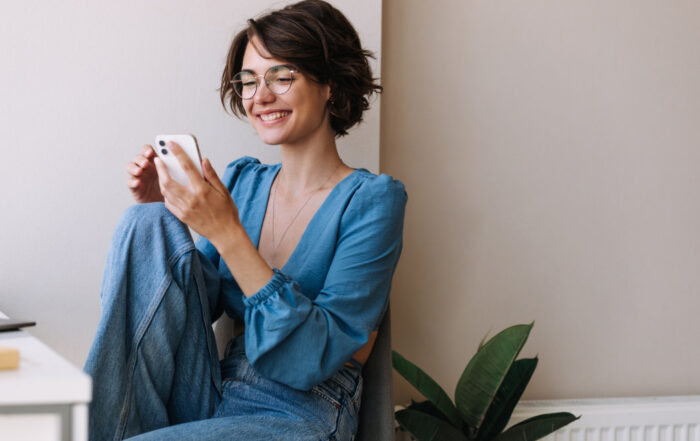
[395,396,700,441]
[510,396,700,441]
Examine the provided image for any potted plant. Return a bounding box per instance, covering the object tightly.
[392,322,578,441]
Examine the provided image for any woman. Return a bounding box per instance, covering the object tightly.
[84,1,406,440]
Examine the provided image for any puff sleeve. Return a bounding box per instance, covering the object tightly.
[242,174,407,390]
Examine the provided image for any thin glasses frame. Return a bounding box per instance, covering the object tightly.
[230,65,298,100]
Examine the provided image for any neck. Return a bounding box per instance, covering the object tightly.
[277,124,343,199]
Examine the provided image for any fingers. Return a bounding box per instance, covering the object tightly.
[126,177,141,190]
[126,161,142,177]
[127,145,158,177]
[126,144,166,203]
[142,144,156,159]
[153,156,187,201]
[126,157,153,181]
[167,142,203,188]
[153,156,172,188]
[154,156,193,221]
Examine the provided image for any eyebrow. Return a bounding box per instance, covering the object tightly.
[238,64,296,74]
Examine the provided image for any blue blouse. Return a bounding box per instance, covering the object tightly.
[195,156,407,390]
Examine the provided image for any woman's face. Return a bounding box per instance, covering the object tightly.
[241,39,332,146]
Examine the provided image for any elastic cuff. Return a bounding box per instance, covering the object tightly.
[242,268,290,307]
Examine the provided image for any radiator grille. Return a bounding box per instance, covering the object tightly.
[395,396,700,441]
[549,426,700,441]
[510,396,700,441]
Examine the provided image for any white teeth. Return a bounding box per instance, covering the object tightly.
[260,111,290,121]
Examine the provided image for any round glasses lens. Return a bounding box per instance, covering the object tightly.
[232,71,256,99]
[265,66,293,95]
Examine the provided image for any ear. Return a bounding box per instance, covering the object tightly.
[323,83,332,102]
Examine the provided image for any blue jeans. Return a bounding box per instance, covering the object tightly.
[84,203,363,441]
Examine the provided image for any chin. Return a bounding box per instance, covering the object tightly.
[257,132,289,146]
[261,138,284,146]
[253,124,297,146]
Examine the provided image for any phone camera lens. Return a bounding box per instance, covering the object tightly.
[161,148,168,155]
[159,140,165,146]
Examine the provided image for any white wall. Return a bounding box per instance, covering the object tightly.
[0,0,381,367]
[383,0,700,402]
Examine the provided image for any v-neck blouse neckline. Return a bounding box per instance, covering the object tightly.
[253,163,363,274]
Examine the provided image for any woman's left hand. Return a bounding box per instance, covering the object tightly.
[154,142,241,246]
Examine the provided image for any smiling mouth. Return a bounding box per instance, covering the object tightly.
[259,111,291,122]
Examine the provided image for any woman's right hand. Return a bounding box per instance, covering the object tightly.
[126,145,164,203]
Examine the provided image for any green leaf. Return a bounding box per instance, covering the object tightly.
[406,400,451,423]
[455,323,534,430]
[476,357,538,441]
[477,329,492,351]
[396,409,470,441]
[393,350,463,427]
[492,412,579,441]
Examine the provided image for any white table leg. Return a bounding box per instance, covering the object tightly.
[72,403,88,441]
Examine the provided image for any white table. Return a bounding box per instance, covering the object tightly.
[0,311,92,441]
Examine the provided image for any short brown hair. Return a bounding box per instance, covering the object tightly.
[220,0,382,137]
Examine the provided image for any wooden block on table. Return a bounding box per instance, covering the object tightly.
[0,345,20,370]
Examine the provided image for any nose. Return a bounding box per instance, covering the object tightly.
[253,78,275,104]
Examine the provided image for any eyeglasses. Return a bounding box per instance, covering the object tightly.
[230,65,297,100]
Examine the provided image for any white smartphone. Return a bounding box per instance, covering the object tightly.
[154,134,203,186]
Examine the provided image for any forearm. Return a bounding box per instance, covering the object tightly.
[212,225,275,298]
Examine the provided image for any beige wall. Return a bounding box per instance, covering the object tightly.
[382,0,700,403]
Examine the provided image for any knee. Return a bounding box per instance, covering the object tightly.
[119,202,183,230]
[114,203,193,255]
[120,202,172,224]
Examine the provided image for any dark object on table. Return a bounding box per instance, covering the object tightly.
[0,318,36,332]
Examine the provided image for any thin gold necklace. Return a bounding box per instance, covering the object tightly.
[271,162,343,250]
